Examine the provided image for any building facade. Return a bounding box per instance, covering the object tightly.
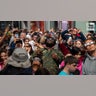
[0,21,95,34]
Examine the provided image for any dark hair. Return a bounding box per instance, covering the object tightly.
[24,43,33,55]
[24,38,30,42]
[0,49,8,56]
[64,56,78,65]
[35,67,50,75]
[71,47,81,55]
[45,37,56,48]
[15,39,22,44]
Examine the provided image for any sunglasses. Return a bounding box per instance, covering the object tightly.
[84,41,95,47]
[33,57,41,62]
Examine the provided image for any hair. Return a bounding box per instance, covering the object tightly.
[15,39,22,44]
[31,33,41,43]
[0,49,8,56]
[24,38,30,43]
[24,43,33,55]
[71,47,81,55]
[35,67,50,75]
[86,34,93,38]
[64,56,78,66]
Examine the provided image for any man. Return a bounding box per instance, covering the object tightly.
[32,37,64,75]
[0,48,32,75]
[82,38,96,75]
[58,56,78,75]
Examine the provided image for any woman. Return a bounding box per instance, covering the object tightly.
[0,50,8,72]
[24,43,33,59]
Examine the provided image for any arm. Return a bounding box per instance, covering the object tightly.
[61,30,68,40]
[77,30,86,41]
[58,34,71,56]
[0,26,9,45]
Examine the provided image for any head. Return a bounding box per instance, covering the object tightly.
[64,56,78,73]
[7,48,31,68]
[71,47,82,59]
[45,37,56,48]
[84,38,96,53]
[0,50,8,62]
[13,28,19,38]
[15,39,23,48]
[31,56,43,72]
[24,38,30,44]
[72,28,78,35]
[86,34,93,39]
[32,35,38,41]
[24,43,33,54]
[32,34,40,43]
[73,39,83,48]
[20,32,26,40]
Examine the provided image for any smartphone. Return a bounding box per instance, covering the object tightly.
[15,33,19,38]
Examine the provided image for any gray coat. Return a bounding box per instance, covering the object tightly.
[82,53,96,75]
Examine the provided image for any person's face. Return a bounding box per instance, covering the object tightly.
[0,52,8,61]
[84,40,96,52]
[74,53,81,59]
[32,65,39,72]
[32,60,41,66]
[20,33,26,40]
[69,63,77,72]
[32,35,38,42]
[24,39,29,44]
[72,29,77,35]
[32,60,41,72]
[75,41,82,48]
[24,44,31,52]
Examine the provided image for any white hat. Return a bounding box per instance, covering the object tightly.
[7,48,31,68]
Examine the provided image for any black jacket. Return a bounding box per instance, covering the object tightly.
[0,64,32,75]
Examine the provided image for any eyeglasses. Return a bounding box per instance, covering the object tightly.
[84,41,95,47]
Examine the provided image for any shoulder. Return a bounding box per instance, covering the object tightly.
[58,71,68,76]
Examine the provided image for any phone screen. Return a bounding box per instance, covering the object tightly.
[15,34,19,38]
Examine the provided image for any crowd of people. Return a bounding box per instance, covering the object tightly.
[0,25,96,75]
